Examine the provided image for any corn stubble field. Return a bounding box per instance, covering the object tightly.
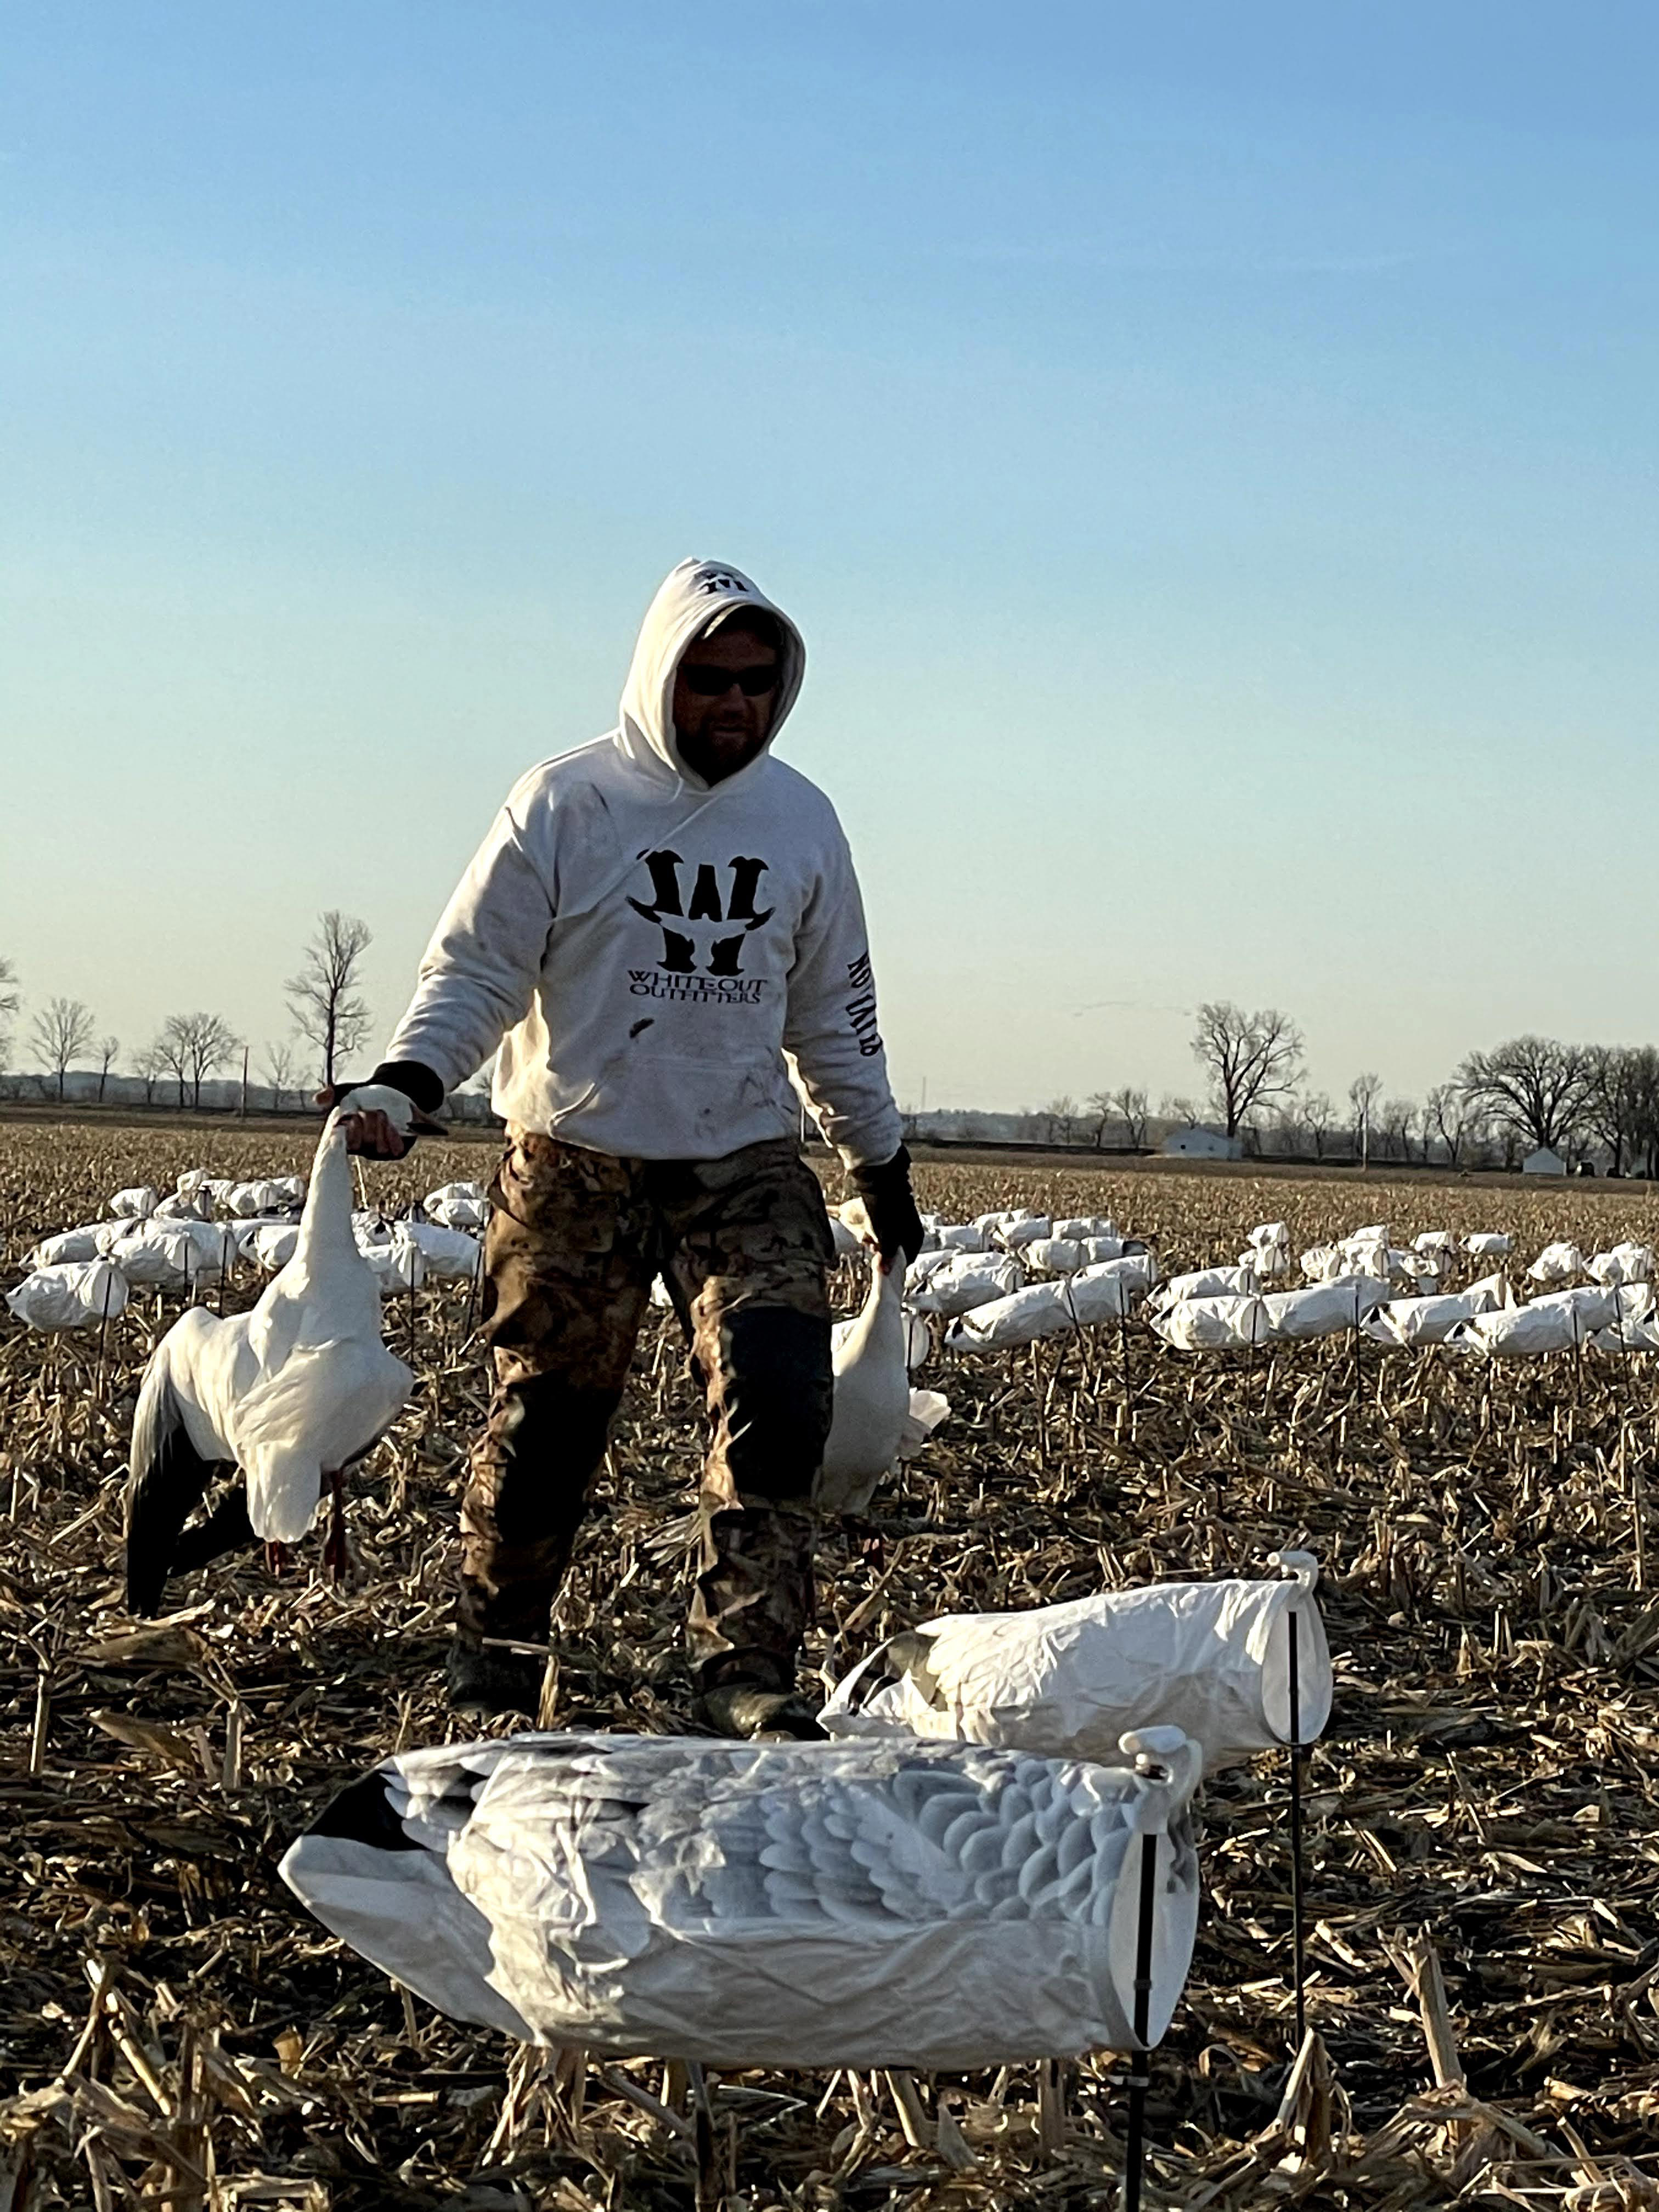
[8,1122,1659,2211]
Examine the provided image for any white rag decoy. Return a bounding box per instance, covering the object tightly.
[424,1181,488,1229]
[822,1554,1331,1775]
[109,1186,160,1220]
[1150,1293,1270,1351]
[280,1728,1202,2069]
[1150,1263,1259,1310]
[1362,1272,1511,1347]
[6,1260,129,1332]
[1451,1282,1647,1359]
[109,1218,236,1290]
[906,1249,1025,1317]
[1257,1276,1393,1342]
[27,1224,115,1269]
[1588,1241,1655,1287]
[123,1085,431,1615]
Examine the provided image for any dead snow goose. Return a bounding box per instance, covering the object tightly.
[123,1084,436,1615]
[280,1728,1201,2069]
[815,1255,913,1515]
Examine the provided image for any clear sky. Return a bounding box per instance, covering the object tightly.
[4,3,1657,1117]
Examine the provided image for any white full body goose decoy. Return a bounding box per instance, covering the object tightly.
[281,1728,1201,2069]
[124,1086,431,1615]
[822,1554,1332,1776]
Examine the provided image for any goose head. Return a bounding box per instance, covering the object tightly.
[325,1084,445,1145]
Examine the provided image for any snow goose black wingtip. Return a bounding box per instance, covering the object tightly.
[125,1323,234,1617]
[280,1765,536,2046]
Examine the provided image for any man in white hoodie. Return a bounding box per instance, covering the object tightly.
[335,559,922,1737]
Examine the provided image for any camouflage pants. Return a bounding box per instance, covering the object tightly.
[460,1127,835,1692]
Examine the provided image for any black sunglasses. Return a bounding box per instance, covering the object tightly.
[679,662,778,697]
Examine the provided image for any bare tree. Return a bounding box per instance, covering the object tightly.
[1159,1092,1201,1130]
[1190,1003,1303,1139]
[1380,1095,1418,1164]
[153,1022,190,1108]
[1113,1085,1150,1152]
[1579,1046,1651,1176]
[94,1036,120,1102]
[0,956,18,1070]
[30,997,95,1102]
[1039,1095,1079,1147]
[1347,1071,1383,1166]
[1622,1047,1659,1178]
[1458,1036,1589,1155]
[262,1039,302,1114]
[1085,1091,1114,1149]
[158,1012,240,1110]
[1295,1090,1335,1160]
[286,911,373,1088]
[1426,1081,1480,1166]
[136,1036,168,1106]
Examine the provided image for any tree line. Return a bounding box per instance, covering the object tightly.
[7,949,1655,1171]
[0,912,377,1111]
[1035,1006,1659,1172]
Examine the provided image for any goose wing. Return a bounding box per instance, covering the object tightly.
[230,1335,412,1541]
[125,1310,238,1616]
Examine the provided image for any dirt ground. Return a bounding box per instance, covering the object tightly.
[5,1121,1659,2207]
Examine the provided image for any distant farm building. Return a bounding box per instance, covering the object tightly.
[1522,1147,1568,1177]
[1163,1125,1242,1161]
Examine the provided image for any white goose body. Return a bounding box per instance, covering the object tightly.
[281,1729,1200,2070]
[125,1088,416,1611]
[816,1259,913,1515]
[823,1555,1331,1775]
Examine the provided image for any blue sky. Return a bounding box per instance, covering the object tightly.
[4,3,1657,1115]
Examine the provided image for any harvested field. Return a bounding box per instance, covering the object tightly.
[7,1120,1659,2208]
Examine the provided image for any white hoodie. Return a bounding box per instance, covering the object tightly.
[384,559,904,1168]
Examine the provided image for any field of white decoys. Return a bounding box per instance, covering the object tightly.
[10,1114,1659,2209]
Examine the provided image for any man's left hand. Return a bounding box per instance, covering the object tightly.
[850,1146,925,1265]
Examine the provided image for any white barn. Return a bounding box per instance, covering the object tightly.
[1522,1147,1567,1176]
[1163,1125,1242,1162]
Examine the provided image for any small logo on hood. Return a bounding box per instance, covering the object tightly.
[691,568,751,597]
[628,850,773,978]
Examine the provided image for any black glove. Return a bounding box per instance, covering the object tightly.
[346,1060,447,1114]
[850,1144,925,1264]
[323,1061,447,1156]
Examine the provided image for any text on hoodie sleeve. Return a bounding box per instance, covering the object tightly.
[781,827,905,1170]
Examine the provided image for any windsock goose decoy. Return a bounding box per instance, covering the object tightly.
[280,1728,1201,2070]
[123,1085,435,1615]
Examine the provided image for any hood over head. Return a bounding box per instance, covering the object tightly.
[617,558,805,793]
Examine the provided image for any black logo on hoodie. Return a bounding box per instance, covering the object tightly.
[628,851,772,985]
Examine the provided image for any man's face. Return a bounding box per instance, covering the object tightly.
[671,621,781,784]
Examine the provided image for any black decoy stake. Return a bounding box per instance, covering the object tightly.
[1287,1603,1307,2051]
[1121,1817,1159,2212]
